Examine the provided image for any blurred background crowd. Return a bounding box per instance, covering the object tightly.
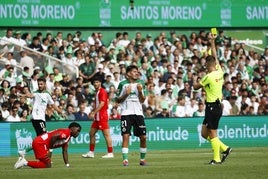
[0,28,268,122]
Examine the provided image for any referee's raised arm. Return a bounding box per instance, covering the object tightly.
[209,33,219,65]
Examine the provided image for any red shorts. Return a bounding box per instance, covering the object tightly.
[91,120,109,130]
[32,139,51,164]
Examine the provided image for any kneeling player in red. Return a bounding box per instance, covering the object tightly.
[14,122,81,169]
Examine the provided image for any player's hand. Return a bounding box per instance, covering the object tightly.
[125,85,132,95]
[137,83,143,92]
[89,111,95,119]
[209,33,217,40]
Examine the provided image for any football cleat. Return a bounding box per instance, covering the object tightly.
[82,151,94,158]
[221,147,232,163]
[139,160,147,166]
[208,160,221,165]
[101,153,114,159]
[123,159,129,166]
[14,157,27,169]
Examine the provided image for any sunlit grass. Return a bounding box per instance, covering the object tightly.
[1,147,268,179]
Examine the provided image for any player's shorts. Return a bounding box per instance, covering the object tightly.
[31,119,47,136]
[32,138,51,164]
[203,100,222,129]
[121,115,146,137]
[91,120,109,130]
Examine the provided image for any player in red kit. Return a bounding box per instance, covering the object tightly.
[82,76,114,158]
[14,122,81,169]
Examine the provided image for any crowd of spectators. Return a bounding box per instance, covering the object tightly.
[0,28,268,122]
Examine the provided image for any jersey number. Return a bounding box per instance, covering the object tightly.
[121,120,127,127]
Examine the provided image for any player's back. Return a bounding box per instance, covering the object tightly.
[34,128,71,148]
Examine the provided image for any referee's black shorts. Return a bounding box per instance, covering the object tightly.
[203,100,222,129]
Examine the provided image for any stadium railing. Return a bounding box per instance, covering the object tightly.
[0,37,79,79]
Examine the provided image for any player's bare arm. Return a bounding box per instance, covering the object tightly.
[116,85,131,103]
[62,144,69,167]
[89,101,105,119]
[18,92,34,98]
[137,83,145,103]
[210,33,219,65]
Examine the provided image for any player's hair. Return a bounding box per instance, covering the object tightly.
[92,75,102,83]
[205,55,216,66]
[37,77,46,83]
[68,122,81,130]
[126,65,138,73]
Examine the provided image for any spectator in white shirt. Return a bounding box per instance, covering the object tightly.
[118,32,130,48]
[0,28,16,53]
[173,96,188,117]
[6,107,20,122]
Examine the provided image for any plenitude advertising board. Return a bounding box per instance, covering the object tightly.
[0,116,267,156]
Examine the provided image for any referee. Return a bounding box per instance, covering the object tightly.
[193,33,232,165]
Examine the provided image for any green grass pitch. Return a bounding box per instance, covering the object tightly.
[1,147,268,179]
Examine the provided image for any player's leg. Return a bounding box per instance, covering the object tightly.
[134,115,147,166]
[30,141,51,168]
[121,116,131,166]
[31,119,47,136]
[208,129,221,163]
[122,134,130,166]
[138,135,147,166]
[201,124,209,140]
[101,128,114,158]
[15,142,51,169]
[82,126,98,158]
[90,127,98,151]
[18,120,47,158]
[205,104,221,164]
[27,157,51,168]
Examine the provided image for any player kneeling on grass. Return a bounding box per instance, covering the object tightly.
[14,122,81,169]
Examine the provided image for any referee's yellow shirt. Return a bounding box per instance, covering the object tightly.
[200,65,224,103]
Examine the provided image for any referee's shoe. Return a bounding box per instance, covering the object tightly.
[221,147,232,163]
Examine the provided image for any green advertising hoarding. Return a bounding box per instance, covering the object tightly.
[0,116,267,157]
[0,0,268,28]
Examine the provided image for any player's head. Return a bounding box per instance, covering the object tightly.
[37,77,47,91]
[126,65,139,81]
[205,55,216,70]
[68,122,81,138]
[92,75,102,89]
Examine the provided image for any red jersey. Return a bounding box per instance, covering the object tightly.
[94,87,108,121]
[34,128,71,149]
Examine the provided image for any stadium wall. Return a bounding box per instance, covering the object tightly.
[0,116,267,157]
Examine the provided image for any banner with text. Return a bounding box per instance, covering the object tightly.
[0,0,267,27]
[0,116,267,156]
